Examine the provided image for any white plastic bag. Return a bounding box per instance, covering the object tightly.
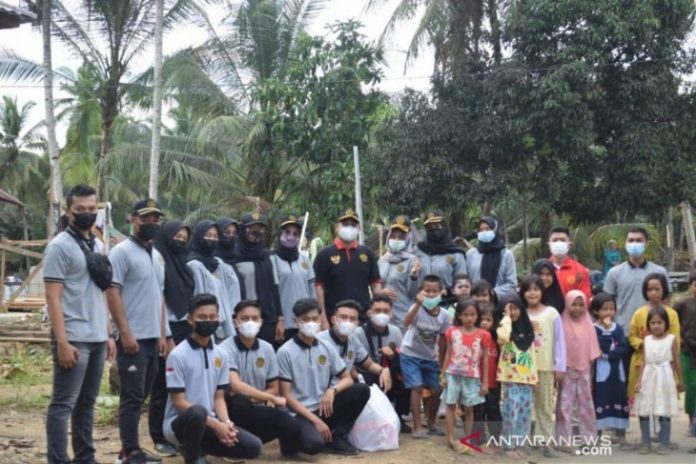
[347,384,400,452]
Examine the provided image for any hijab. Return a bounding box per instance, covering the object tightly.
[498,293,535,352]
[562,290,601,370]
[274,225,300,264]
[383,227,415,264]
[532,259,565,314]
[155,221,195,319]
[215,217,238,263]
[187,220,220,273]
[416,222,465,256]
[477,216,505,287]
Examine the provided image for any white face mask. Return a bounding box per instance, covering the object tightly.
[237,320,261,339]
[371,313,391,328]
[336,321,357,336]
[550,241,569,257]
[299,321,321,338]
[388,239,406,252]
[338,225,359,242]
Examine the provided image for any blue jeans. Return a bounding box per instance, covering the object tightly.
[46,340,107,464]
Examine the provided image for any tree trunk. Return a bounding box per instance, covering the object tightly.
[487,0,502,64]
[682,202,696,267]
[665,206,674,271]
[20,207,30,272]
[539,208,552,258]
[148,0,164,200]
[522,193,529,273]
[43,0,63,237]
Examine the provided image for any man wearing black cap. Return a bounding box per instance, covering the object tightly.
[106,199,168,464]
[314,209,382,325]
[228,212,284,345]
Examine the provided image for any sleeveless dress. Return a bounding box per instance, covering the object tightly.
[634,334,680,417]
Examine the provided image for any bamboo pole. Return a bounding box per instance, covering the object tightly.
[0,250,6,312]
[682,202,696,266]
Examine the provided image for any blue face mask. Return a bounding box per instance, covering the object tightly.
[423,295,442,310]
[625,242,646,258]
[478,230,495,244]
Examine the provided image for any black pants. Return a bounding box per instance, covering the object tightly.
[149,321,192,444]
[295,383,370,454]
[225,394,301,456]
[117,338,159,452]
[257,321,277,347]
[472,385,502,445]
[171,404,262,463]
[284,328,299,342]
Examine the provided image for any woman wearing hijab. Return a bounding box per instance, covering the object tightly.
[379,216,421,329]
[413,209,466,289]
[149,220,195,456]
[216,217,239,263]
[270,214,316,341]
[187,220,240,339]
[229,212,283,345]
[466,216,517,299]
[532,259,566,314]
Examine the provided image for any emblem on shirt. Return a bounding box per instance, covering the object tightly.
[359,253,368,263]
[446,255,454,264]
[301,261,309,270]
[256,357,265,368]
[318,354,327,366]
[396,264,405,273]
[347,350,354,360]
[214,356,222,369]
[330,255,341,265]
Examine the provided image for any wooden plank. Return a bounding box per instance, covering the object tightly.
[6,263,43,309]
[4,239,48,247]
[0,336,50,343]
[0,242,43,260]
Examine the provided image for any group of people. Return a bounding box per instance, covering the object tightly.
[42,183,696,464]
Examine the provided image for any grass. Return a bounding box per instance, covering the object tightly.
[0,344,52,387]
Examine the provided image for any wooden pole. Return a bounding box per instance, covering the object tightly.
[5,262,43,309]
[665,206,674,271]
[0,250,6,312]
[682,202,696,266]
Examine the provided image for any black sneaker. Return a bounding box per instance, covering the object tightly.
[114,449,162,464]
[400,421,412,434]
[154,442,178,457]
[328,436,359,455]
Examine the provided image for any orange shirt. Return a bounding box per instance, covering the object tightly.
[552,257,591,302]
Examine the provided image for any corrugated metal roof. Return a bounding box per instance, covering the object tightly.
[0,1,36,29]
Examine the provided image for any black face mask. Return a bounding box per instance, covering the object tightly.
[427,228,446,244]
[202,239,219,254]
[194,320,219,337]
[170,239,188,255]
[138,223,160,242]
[219,235,236,249]
[246,231,264,243]
[72,212,97,232]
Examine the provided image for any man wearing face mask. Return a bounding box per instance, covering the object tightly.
[317,299,392,391]
[314,209,382,326]
[106,199,168,464]
[414,210,466,290]
[44,185,116,464]
[547,226,592,303]
[229,212,283,345]
[271,214,317,341]
[218,300,301,458]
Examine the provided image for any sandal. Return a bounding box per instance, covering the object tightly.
[411,429,428,439]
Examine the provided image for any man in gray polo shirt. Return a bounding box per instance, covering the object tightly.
[316,299,392,392]
[164,293,261,463]
[44,185,115,464]
[106,199,167,464]
[219,300,301,457]
[277,298,370,456]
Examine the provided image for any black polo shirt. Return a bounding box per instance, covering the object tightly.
[314,238,381,319]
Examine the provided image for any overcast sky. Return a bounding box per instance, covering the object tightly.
[0,0,433,141]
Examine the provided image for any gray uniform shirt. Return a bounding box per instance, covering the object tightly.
[187,259,239,338]
[271,254,316,329]
[354,323,403,364]
[218,335,278,391]
[43,231,108,343]
[412,249,466,289]
[603,260,670,329]
[163,338,229,446]
[277,336,346,413]
[109,238,164,340]
[401,306,450,361]
[378,257,419,329]
[316,329,369,384]
[465,247,518,298]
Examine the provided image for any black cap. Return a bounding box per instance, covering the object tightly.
[423,209,444,225]
[279,214,302,228]
[132,199,163,217]
[240,211,267,227]
[389,215,411,233]
[337,208,360,223]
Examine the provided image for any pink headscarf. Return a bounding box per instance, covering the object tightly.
[562,290,601,370]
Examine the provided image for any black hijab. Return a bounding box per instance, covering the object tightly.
[416,223,465,256]
[498,293,534,352]
[532,258,566,314]
[155,221,195,319]
[274,226,300,264]
[477,216,505,287]
[187,220,220,273]
[215,217,238,263]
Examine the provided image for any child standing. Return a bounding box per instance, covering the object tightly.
[497,294,538,460]
[634,306,684,455]
[447,274,472,321]
[627,273,681,406]
[521,275,566,458]
[401,274,451,438]
[590,292,629,446]
[471,280,498,307]
[532,259,565,315]
[440,299,492,453]
[472,303,502,450]
[555,290,600,452]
